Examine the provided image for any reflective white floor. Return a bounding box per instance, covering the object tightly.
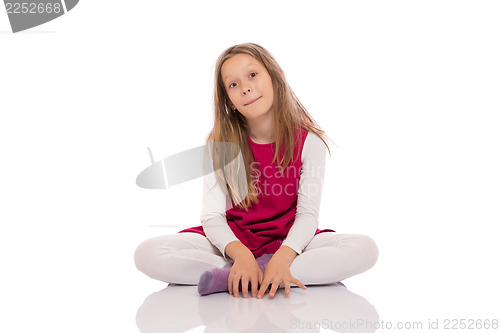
[134,271,500,333]
[136,283,378,333]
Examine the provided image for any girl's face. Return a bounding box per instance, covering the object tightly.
[221,53,274,121]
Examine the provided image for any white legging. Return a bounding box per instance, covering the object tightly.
[134,232,379,285]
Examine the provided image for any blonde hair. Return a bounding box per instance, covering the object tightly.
[207,42,335,212]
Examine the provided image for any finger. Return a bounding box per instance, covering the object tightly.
[233,275,241,297]
[292,277,307,290]
[241,277,249,298]
[227,272,233,295]
[257,280,269,299]
[251,277,259,298]
[269,281,280,298]
[283,279,291,295]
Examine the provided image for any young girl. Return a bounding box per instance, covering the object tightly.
[134,43,378,299]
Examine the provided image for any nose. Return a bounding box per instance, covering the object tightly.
[242,87,251,95]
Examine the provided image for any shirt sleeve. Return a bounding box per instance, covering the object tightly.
[281,131,327,255]
[200,162,240,260]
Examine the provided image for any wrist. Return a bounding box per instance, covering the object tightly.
[275,245,298,264]
[225,241,253,260]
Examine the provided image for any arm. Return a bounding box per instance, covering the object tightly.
[201,170,263,298]
[200,169,242,260]
[201,144,270,298]
[280,131,327,255]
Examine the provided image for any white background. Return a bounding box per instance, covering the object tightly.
[1,1,499,332]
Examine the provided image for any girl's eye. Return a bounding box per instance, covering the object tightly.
[229,83,236,88]
[250,72,257,78]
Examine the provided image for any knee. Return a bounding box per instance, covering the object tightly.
[134,238,153,275]
[356,235,379,270]
[134,236,168,277]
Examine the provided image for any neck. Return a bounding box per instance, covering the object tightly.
[246,110,275,144]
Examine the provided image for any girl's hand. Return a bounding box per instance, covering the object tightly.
[257,253,306,299]
[228,254,264,298]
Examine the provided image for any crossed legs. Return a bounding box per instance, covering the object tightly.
[134,232,378,286]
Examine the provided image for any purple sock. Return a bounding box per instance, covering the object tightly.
[197,253,274,296]
[255,253,273,272]
[197,262,233,296]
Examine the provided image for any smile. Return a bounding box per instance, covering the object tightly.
[244,96,261,106]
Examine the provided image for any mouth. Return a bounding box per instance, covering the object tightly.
[244,96,261,106]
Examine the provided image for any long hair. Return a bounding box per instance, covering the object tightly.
[207,42,335,212]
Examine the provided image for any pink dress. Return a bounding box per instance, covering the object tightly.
[178,127,335,258]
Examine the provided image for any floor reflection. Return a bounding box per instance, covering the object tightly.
[136,283,379,332]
